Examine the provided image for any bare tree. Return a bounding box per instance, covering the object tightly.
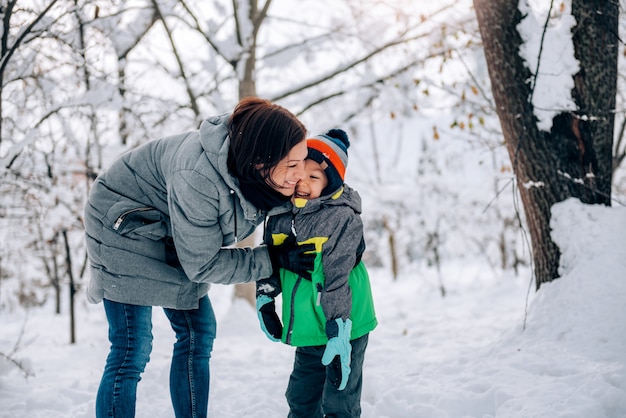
[150,0,471,303]
[474,0,618,289]
[1,0,558,313]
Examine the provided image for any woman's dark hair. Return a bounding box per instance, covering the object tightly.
[227,97,306,187]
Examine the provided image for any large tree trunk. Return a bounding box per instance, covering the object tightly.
[473,0,617,289]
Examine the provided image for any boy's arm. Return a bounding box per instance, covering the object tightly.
[320,208,363,322]
[319,209,361,391]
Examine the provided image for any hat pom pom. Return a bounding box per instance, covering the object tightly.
[325,129,350,149]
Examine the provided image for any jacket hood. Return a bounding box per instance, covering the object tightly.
[198,113,233,186]
[198,113,290,219]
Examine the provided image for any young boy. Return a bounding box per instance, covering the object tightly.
[256,129,377,417]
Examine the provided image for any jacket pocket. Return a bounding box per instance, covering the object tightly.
[112,207,167,241]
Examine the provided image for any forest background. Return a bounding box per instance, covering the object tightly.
[1,0,626,350]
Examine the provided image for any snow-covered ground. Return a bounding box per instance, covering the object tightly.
[1,198,625,417]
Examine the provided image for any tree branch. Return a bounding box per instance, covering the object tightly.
[0,0,60,76]
[151,0,200,118]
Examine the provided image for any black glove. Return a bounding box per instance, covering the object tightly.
[267,234,315,280]
[256,295,283,341]
[327,356,344,390]
[256,276,282,298]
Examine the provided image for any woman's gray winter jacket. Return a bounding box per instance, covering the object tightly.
[84,114,282,309]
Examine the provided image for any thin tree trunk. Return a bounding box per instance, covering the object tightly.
[62,230,76,344]
[233,234,259,305]
[233,0,267,306]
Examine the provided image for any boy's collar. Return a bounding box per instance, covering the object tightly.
[292,187,344,209]
[293,197,308,208]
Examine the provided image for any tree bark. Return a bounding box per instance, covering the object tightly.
[570,0,618,199]
[473,0,617,289]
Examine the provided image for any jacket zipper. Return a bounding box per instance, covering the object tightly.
[286,213,302,345]
[112,207,153,230]
[316,283,322,306]
[290,216,297,237]
[286,277,302,345]
[230,190,238,243]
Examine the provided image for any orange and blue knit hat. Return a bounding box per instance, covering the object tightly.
[306,128,350,196]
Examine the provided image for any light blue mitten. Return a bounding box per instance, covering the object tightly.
[321,318,352,390]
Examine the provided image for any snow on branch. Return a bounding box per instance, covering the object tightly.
[522,180,545,189]
[517,0,579,132]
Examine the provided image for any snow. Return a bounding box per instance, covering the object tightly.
[1,2,625,415]
[1,198,625,417]
[517,0,579,132]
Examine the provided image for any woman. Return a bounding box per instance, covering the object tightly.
[83,97,314,418]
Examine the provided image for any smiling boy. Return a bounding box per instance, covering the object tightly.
[256,129,377,418]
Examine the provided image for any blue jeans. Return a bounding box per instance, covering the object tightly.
[96,295,216,418]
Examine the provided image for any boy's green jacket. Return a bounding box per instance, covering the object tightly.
[262,185,377,347]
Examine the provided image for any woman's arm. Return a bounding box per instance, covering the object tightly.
[167,169,274,284]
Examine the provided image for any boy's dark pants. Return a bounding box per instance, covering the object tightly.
[286,334,369,418]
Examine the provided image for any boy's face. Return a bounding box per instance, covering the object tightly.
[293,159,328,202]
